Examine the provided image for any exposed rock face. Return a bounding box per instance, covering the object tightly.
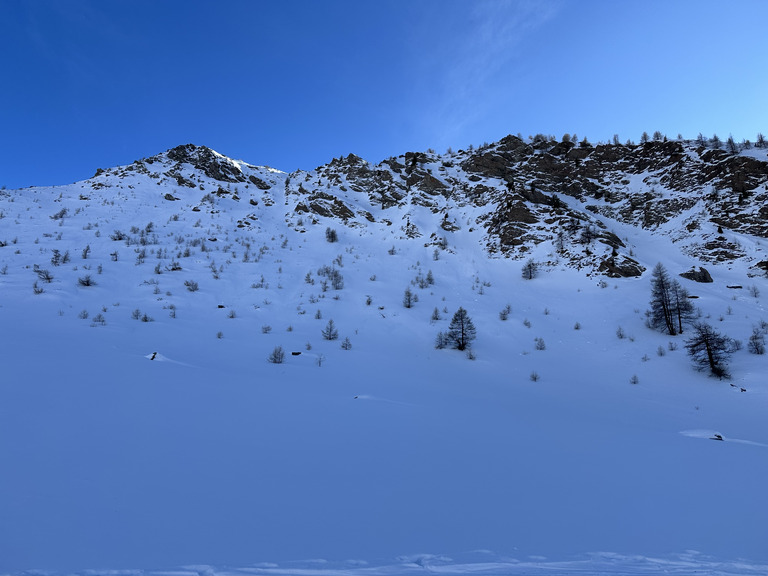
[417,173,447,194]
[276,135,767,273]
[598,256,644,278]
[680,267,713,283]
[167,144,246,183]
[249,175,271,190]
[81,134,768,278]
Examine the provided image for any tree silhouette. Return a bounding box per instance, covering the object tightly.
[321,319,339,341]
[649,263,676,335]
[669,279,696,334]
[447,307,476,351]
[521,258,538,280]
[685,322,733,378]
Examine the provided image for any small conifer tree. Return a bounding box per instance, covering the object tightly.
[446,307,476,351]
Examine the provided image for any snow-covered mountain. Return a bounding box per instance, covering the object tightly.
[1,136,767,575]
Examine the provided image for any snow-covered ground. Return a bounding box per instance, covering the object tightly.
[1,151,766,575]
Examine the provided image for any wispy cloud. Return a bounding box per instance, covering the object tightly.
[419,0,562,149]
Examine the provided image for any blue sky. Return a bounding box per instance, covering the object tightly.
[2,0,766,189]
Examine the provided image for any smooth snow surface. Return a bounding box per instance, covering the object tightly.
[1,150,766,574]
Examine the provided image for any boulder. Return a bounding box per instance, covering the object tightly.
[680,266,713,283]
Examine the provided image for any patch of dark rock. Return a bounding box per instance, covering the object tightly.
[680,267,713,283]
[417,173,447,194]
[597,231,626,249]
[167,144,246,183]
[308,199,355,220]
[248,175,271,190]
[440,216,460,232]
[598,256,644,278]
[566,147,592,161]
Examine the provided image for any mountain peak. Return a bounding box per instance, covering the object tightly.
[163,144,246,183]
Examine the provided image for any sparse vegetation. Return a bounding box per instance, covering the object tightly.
[268,345,285,364]
[35,267,54,283]
[521,258,538,280]
[321,319,339,341]
[748,327,766,355]
[403,287,415,308]
[77,275,96,287]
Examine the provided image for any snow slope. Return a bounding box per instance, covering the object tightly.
[0,145,766,575]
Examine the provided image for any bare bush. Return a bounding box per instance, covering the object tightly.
[78,275,96,287]
[268,345,285,364]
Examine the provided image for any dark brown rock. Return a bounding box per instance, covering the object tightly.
[680,267,713,283]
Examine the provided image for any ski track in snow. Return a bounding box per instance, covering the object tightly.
[353,394,416,407]
[7,552,768,576]
[680,429,768,448]
[144,352,197,368]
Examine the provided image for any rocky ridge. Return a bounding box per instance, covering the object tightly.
[79,136,768,278]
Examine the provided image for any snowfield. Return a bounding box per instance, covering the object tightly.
[0,145,766,575]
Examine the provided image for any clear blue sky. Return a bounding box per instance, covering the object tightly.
[2,0,766,189]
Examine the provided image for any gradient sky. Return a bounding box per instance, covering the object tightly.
[2,0,766,189]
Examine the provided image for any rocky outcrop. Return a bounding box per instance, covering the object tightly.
[598,255,644,278]
[92,136,768,279]
[248,175,271,190]
[680,267,713,283]
[166,144,246,183]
